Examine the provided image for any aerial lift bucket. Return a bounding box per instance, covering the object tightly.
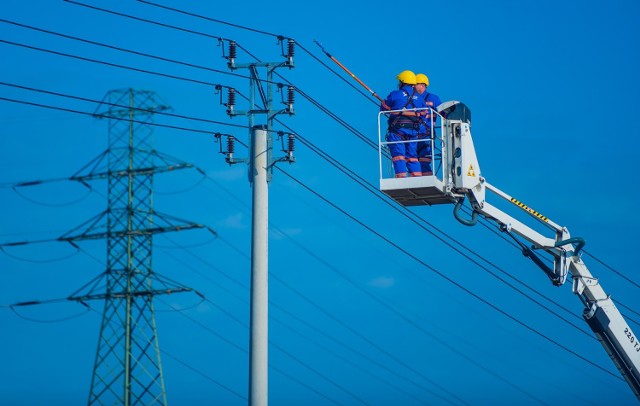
[378,107,453,206]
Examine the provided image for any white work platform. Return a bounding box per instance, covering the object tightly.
[380,175,454,207]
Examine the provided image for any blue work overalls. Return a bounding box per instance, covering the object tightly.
[416,91,442,176]
[382,85,426,177]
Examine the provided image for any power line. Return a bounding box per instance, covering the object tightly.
[275,121,593,326]
[80,300,249,401]
[584,249,640,289]
[6,8,380,152]
[136,0,284,38]
[0,96,241,135]
[133,0,379,104]
[64,0,234,42]
[118,1,640,310]
[167,215,465,403]
[159,297,360,405]
[274,166,622,381]
[55,3,637,310]
[49,1,637,306]
[197,174,599,402]
[0,19,248,80]
[268,310,441,406]
[1,15,632,390]
[0,81,249,130]
[161,350,248,401]
[1,80,618,349]
[167,174,474,402]
[1,19,379,160]
[2,85,614,371]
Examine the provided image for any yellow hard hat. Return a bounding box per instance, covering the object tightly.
[416,73,429,86]
[396,70,417,85]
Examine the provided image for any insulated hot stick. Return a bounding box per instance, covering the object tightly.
[314,40,391,110]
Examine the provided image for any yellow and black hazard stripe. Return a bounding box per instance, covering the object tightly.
[510,198,549,222]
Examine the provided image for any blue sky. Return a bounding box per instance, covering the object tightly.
[1,0,639,405]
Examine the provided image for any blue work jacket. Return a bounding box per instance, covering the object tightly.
[382,85,426,136]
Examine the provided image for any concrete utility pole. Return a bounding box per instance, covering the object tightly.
[218,38,296,406]
[250,124,269,406]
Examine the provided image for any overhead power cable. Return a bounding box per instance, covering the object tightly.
[62,0,261,63]
[73,301,248,401]
[0,38,239,87]
[0,19,248,80]
[584,250,640,289]
[2,78,618,343]
[61,0,638,300]
[136,1,636,309]
[60,0,383,131]
[133,0,379,103]
[196,168,616,395]
[159,239,453,403]
[9,304,90,323]
[160,297,364,405]
[268,313,435,405]
[1,20,378,153]
[274,119,591,327]
[198,172,595,402]
[0,81,249,131]
[2,16,628,390]
[165,228,467,404]
[2,82,606,343]
[125,0,620,324]
[158,206,464,402]
[0,244,79,263]
[132,2,624,321]
[160,350,248,401]
[136,0,283,38]
[125,0,640,305]
[0,96,243,135]
[274,166,622,381]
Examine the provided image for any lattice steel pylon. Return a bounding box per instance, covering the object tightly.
[63,88,205,406]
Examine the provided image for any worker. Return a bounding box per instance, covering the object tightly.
[382,70,426,178]
[415,73,442,176]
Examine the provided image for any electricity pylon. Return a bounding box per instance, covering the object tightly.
[63,88,204,405]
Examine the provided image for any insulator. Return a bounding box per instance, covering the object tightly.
[287,86,295,105]
[228,88,236,106]
[227,88,236,115]
[287,86,295,114]
[287,39,295,58]
[227,135,235,154]
[228,41,237,68]
[228,41,237,59]
[287,134,295,153]
[227,135,235,163]
[286,39,295,66]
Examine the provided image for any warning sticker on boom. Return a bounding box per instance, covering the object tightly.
[467,165,476,177]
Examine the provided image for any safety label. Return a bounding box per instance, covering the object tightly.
[467,165,475,177]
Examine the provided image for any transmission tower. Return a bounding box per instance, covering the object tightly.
[61,88,204,405]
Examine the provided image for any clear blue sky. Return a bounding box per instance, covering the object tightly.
[1,0,639,405]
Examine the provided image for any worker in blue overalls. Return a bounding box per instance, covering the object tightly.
[415,73,442,176]
[382,70,426,178]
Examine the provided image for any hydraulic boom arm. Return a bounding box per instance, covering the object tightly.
[438,101,640,399]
